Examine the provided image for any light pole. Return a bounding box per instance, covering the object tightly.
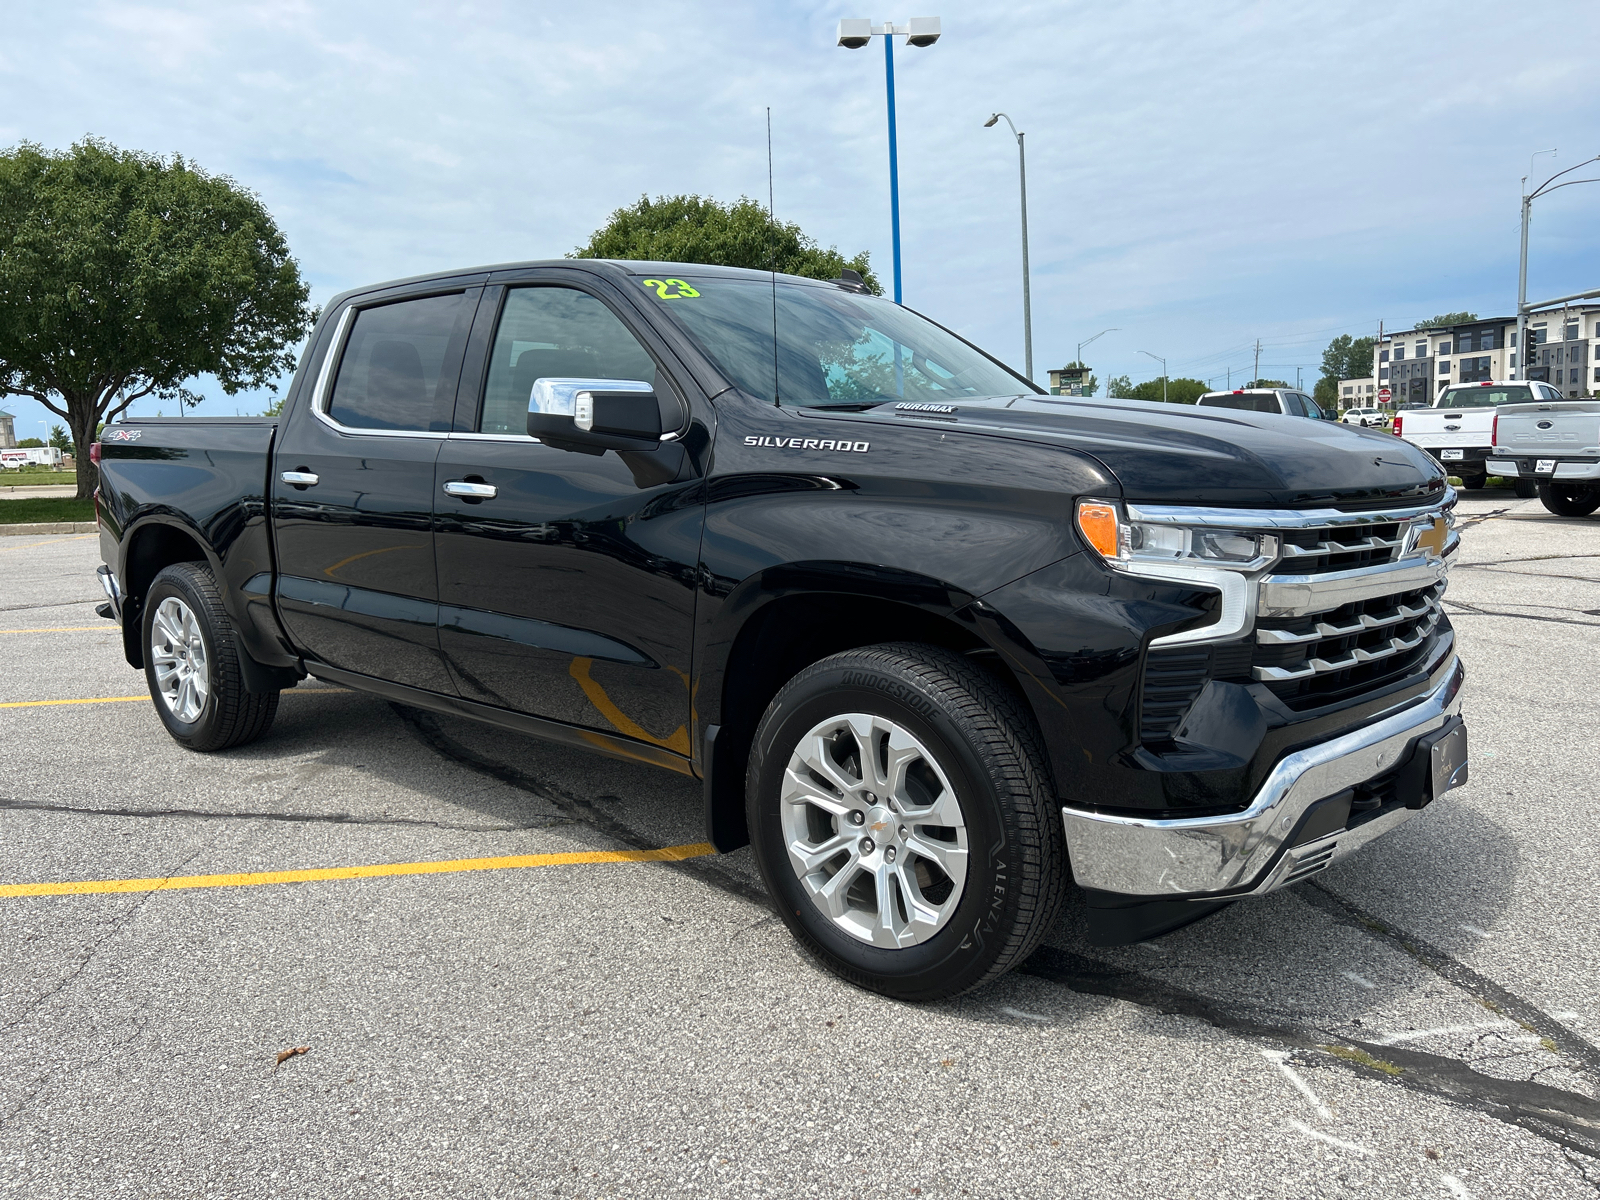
[1077,328,1117,379]
[984,112,1032,381]
[837,17,941,306]
[1139,350,1167,404]
[1514,151,1600,379]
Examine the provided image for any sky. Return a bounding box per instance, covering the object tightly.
[4,0,1600,435]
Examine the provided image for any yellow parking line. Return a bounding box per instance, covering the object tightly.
[0,534,99,552]
[0,688,349,709]
[0,842,718,898]
[0,627,112,634]
[0,695,147,709]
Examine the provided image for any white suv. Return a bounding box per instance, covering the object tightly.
[1340,407,1386,427]
[1196,388,1330,420]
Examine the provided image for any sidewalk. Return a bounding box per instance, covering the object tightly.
[0,485,79,499]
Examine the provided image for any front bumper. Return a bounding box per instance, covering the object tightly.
[1486,457,1600,481]
[1063,655,1465,901]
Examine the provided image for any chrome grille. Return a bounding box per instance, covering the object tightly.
[1251,582,1446,705]
[1277,522,1404,575]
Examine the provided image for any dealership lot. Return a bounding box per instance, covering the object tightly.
[1,498,1597,1199]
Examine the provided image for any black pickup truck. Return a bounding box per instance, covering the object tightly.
[92,260,1469,999]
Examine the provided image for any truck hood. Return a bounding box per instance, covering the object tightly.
[833,396,1448,508]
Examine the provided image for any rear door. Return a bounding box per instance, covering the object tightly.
[432,276,706,758]
[271,285,480,691]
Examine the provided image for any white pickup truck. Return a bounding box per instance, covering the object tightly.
[1488,396,1600,516]
[1395,381,1562,494]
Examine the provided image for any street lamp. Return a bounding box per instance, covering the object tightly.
[837,17,941,305]
[1139,350,1167,404]
[1514,150,1600,380]
[984,112,1032,381]
[1077,328,1117,371]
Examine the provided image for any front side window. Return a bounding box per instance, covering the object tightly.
[478,287,658,435]
[327,293,473,431]
[636,276,1032,407]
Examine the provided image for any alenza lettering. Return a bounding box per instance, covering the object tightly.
[743,436,869,452]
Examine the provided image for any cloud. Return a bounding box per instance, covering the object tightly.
[1,0,1598,426]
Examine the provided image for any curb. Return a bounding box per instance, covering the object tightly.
[0,522,98,537]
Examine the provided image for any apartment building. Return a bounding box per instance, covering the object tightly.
[0,409,16,449]
[1355,306,1599,404]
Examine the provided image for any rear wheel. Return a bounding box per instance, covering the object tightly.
[1513,478,1538,499]
[143,562,280,751]
[746,643,1066,1001]
[1537,482,1600,517]
[1457,472,1487,491]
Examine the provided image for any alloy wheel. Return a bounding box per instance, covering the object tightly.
[780,713,969,948]
[150,596,210,723]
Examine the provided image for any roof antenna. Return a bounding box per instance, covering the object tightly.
[768,106,779,405]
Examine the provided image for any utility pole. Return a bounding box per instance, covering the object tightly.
[1252,339,1262,386]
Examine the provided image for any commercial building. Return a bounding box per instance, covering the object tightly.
[0,408,15,449]
[1346,307,1600,405]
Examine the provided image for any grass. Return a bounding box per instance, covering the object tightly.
[0,497,95,524]
[0,472,77,489]
[1322,1044,1404,1076]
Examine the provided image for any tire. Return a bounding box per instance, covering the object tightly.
[1513,478,1538,499]
[142,562,280,751]
[1537,482,1600,517]
[746,643,1066,1002]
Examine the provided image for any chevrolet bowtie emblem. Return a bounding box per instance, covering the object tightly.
[1413,516,1448,559]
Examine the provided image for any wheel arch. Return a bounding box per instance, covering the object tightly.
[118,516,220,669]
[698,563,1029,852]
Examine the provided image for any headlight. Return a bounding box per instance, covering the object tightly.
[1076,500,1279,573]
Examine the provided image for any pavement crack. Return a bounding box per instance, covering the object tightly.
[0,598,102,613]
[1020,943,1600,1158]
[389,703,772,910]
[0,841,209,1130]
[1441,598,1600,627]
[1302,882,1600,1083]
[0,796,575,834]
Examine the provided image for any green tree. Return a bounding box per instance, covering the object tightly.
[48,423,71,453]
[1417,311,1476,329]
[1105,374,1134,398]
[1313,376,1339,412]
[1129,377,1211,404]
[1245,378,1290,389]
[15,437,43,448]
[572,194,879,293]
[0,138,315,498]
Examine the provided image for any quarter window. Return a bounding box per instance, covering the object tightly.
[326,293,473,431]
[479,287,659,435]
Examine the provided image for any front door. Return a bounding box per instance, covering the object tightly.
[433,282,703,758]
[272,287,479,691]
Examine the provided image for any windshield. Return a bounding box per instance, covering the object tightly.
[1438,386,1531,408]
[634,276,1034,406]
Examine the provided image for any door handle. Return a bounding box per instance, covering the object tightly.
[443,480,497,500]
[280,470,319,487]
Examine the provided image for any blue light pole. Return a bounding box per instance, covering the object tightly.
[837,18,942,305]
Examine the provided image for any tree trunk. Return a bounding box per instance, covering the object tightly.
[65,395,100,501]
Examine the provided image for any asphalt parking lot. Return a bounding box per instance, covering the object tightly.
[2,493,1598,1199]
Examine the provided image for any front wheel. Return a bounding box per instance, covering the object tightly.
[746,643,1066,1001]
[1538,482,1600,517]
[143,562,280,751]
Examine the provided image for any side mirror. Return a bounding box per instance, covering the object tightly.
[526,378,666,454]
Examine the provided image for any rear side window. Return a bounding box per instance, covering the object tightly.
[479,287,658,435]
[1200,393,1281,413]
[326,293,473,431]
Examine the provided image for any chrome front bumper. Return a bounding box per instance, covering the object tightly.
[1062,657,1465,899]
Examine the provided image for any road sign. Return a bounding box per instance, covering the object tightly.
[1378,387,1392,401]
